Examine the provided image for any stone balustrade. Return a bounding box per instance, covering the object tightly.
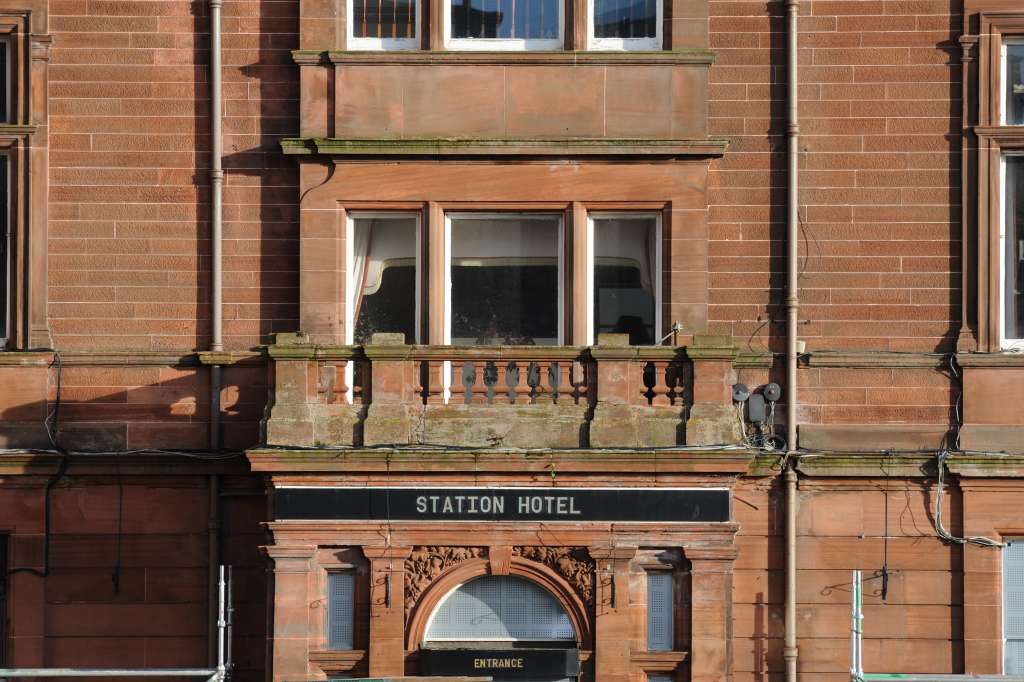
[264,332,751,449]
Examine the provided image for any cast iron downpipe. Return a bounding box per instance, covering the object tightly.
[207,0,224,667]
[784,1,800,682]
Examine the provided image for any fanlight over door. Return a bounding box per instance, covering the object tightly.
[424,575,576,642]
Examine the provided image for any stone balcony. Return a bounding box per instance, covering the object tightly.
[263,332,763,450]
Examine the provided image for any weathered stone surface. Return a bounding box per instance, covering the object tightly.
[686,402,743,446]
[590,404,685,448]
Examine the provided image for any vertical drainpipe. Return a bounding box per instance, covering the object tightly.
[207,0,224,667]
[784,1,800,682]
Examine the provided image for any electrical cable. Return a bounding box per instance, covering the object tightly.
[933,449,1002,548]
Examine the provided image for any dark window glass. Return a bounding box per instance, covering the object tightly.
[0,535,6,665]
[1008,42,1024,125]
[351,216,417,344]
[0,42,7,123]
[450,215,560,345]
[0,157,7,345]
[593,0,657,39]
[353,0,416,39]
[451,0,560,40]
[1007,157,1024,343]
[594,216,658,345]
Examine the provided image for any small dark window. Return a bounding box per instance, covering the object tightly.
[0,156,8,346]
[1,535,8,666]
[328,572,355,650]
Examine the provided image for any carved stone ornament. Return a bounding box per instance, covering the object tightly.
[513,546,595,605]
[404,545,485,618]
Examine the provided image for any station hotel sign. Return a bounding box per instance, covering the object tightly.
[275,487,730,522]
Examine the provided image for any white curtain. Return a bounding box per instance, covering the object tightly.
[350,219,372,329]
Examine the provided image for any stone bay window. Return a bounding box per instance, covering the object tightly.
[262,0,747,679]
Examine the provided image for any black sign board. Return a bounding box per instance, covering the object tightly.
[420,648,580,679]
[275,487,729,522]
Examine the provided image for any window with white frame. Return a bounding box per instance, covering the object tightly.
[1005,539,1024,673]
[588,213,661,345]
[1004,38,1024,125]
[348,0,419,49]
[445,213,563,345]
[446,0,563,49]
[346,212,420,345]
[327,572,356,650]
[646,571,673,651]
[589,0,660,50]
[1003,155,1024,349]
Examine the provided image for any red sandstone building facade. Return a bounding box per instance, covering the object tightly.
[3,0,1024,681]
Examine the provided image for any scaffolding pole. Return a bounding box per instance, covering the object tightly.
[0,565,232,682]
[850,569,1024,682]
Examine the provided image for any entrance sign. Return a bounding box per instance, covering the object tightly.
[275,487,729,522]
[420,648,581,679]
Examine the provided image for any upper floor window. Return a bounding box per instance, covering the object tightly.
[446,213,562,344]
[446,0,563,49]
[589,0,660,50]
[0,156,8,347]
[348,0,420,49]
[589,213,660,345]
[1005,38,1024,125]
[346,212,421,344]
[1004,155,1024,349]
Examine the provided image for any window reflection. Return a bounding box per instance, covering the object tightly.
[593,215,658,345]
[449,215,561,345]
[593,0,657,39]
[450,0,560,39]
[350,215,418,344]
[1007,42,1024,125]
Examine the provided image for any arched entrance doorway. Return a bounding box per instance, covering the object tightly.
[420,575,581,681]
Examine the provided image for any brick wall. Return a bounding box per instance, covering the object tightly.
[707,0,962,426]
[3,475,267,678]
[734,476,964,682]
[48,0,299,352]
[708,0,961,354]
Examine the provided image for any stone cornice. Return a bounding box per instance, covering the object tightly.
[247,447,756,474]
[0,349,265,367]
[956,351,1024,367]
[291,48,716,66]
[806,350,947,368]
[281,137,730,158]
[0,451,249,475]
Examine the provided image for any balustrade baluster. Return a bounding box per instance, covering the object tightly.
[483,360,499,404]
[505,361,520,404]
[526,361,542,404]
[650,361,671,406]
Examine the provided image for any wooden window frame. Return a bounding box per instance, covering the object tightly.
[338,201,669,347]
[973,13,1024,351]
[586,0,662,51]
[586,211,662,346]
[346,0,421,50]
[0,6,47,350]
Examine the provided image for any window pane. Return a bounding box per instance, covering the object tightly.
[1007,42,1024,125]
[425,575,575,641]
[328,572,355,649]
[0,157,7,343]
[647,571,673,651]
[351,215,417,345]
[450,215,560,345]
[450,0,560,39]
[594,216,658,345]
[1007,157,1024,342]
[593,0,657,39]
[1005,540,1024,673]
[353,0,416,39]
[0,42,7,123]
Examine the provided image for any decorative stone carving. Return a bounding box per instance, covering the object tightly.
[514,546,595,605]
[404,545,485,617]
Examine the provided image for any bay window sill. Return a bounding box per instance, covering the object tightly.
[293,48,714,65]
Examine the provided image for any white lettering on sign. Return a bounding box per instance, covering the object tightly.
[473,657,525,669]
[415,494,506,515]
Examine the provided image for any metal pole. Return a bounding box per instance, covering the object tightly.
[217,565,227,681]
[785,466,798,682]
[784,1,800,681]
